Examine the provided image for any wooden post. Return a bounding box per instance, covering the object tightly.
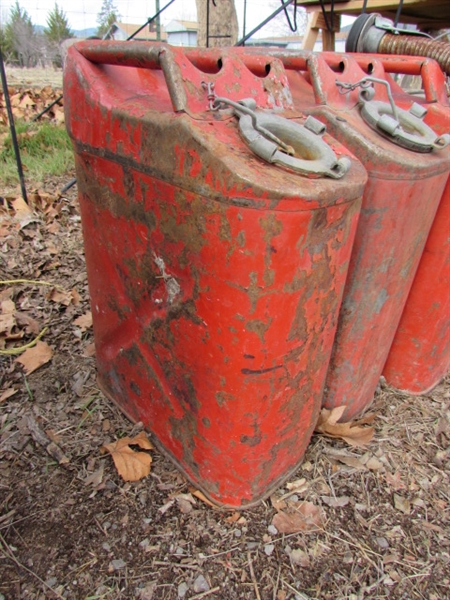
[302,10,341,50]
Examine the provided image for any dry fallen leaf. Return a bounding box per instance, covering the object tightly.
[286,478,307,491]
[0,388,18,404]
[385,471,406,491]
[327,451,367,470]
[74,311,93,333]
[48,287,75,306]
[270,494,288,512]
[175,493,197,514]
[225,512,241,524]
[102,431,153,482]
[84,465,105,487]
[272,501,324,533]
[0,299,16,335]
[315,406,375,447]
[365,456,384,471]
[290,548,310,567]
[191,488,219,509]
[321,495,350,508]
[11,197,36,227]
[15,312,40,335]
[16,341,53,374]
[393,494,411,515]
[138,581,157,600]
[158,499,175,514]
[71,288,81,305]
[26,413,69,464]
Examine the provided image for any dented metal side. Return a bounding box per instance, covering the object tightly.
[277,51,450,420]
[64,42,366,507]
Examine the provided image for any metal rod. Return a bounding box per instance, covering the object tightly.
[32,94,63,122]
[155,0,161,41]
[394,0,404,27]
[235,0,295,46]
[243,0,247,46]
[127,0,176,40]
[60,178,77,194]
[206,0,210,48]
[0,47,28,204]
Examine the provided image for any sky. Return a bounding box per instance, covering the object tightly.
[0,0,317,36]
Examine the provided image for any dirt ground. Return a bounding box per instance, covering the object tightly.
[0,75,449,600]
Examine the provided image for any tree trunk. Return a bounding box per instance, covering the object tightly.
[195,0,239,47]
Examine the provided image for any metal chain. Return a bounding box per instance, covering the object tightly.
[336,76,399,122]
[201,82,295,156]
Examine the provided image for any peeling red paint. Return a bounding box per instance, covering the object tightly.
[358,55,450,395]
[278,52,449,419]
[65,41,367,508]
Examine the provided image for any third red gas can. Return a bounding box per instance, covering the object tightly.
[361,55,450,395]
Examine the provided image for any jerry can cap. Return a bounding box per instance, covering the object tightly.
[203,86,351,179]
[237,104,351,179]
[336,76,450,153]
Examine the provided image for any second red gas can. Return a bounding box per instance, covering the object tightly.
[276,51,449,419]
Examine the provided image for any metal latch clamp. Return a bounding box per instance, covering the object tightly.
[337,77,450,153]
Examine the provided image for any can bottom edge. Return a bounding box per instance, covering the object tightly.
[97,376,308,511]
[384,373,447,397]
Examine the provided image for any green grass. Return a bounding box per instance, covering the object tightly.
[0,120,74,188]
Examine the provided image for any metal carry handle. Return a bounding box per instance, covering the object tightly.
[354,54,449,106]
[235,99,350,179]
[74,40,188,112]
[309,51,447,106]
[74,40,295,113]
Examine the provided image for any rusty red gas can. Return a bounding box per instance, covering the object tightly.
[64,41,367,507]
[359,55,450,395]
[274,51,450,419]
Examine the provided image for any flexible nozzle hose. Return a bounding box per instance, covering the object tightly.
[346,14,450,75]
[379,35,450,75]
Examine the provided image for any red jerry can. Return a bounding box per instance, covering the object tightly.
[276,52,450,420]
[64,41,367,508]
[359,55,450,395]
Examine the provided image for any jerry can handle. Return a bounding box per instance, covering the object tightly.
[365,55,449,106]
[74,40,192,112]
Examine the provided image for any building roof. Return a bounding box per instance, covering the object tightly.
[110,22,168,41]
[165,20,199,33]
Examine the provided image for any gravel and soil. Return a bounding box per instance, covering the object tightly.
[0,71,449,600]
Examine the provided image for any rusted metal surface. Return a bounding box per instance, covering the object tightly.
[378,34,450,76]
[358,55,450,395]
[274,51,450,420]
[64,41,366,508]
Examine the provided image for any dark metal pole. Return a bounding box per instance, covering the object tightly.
[155,0,161,41]
[242,0,247,46]
[206,0,210,48]
[235,0,295,46]
[32,94,63,122]
[60,178,77,194]
[0,47,28,204]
